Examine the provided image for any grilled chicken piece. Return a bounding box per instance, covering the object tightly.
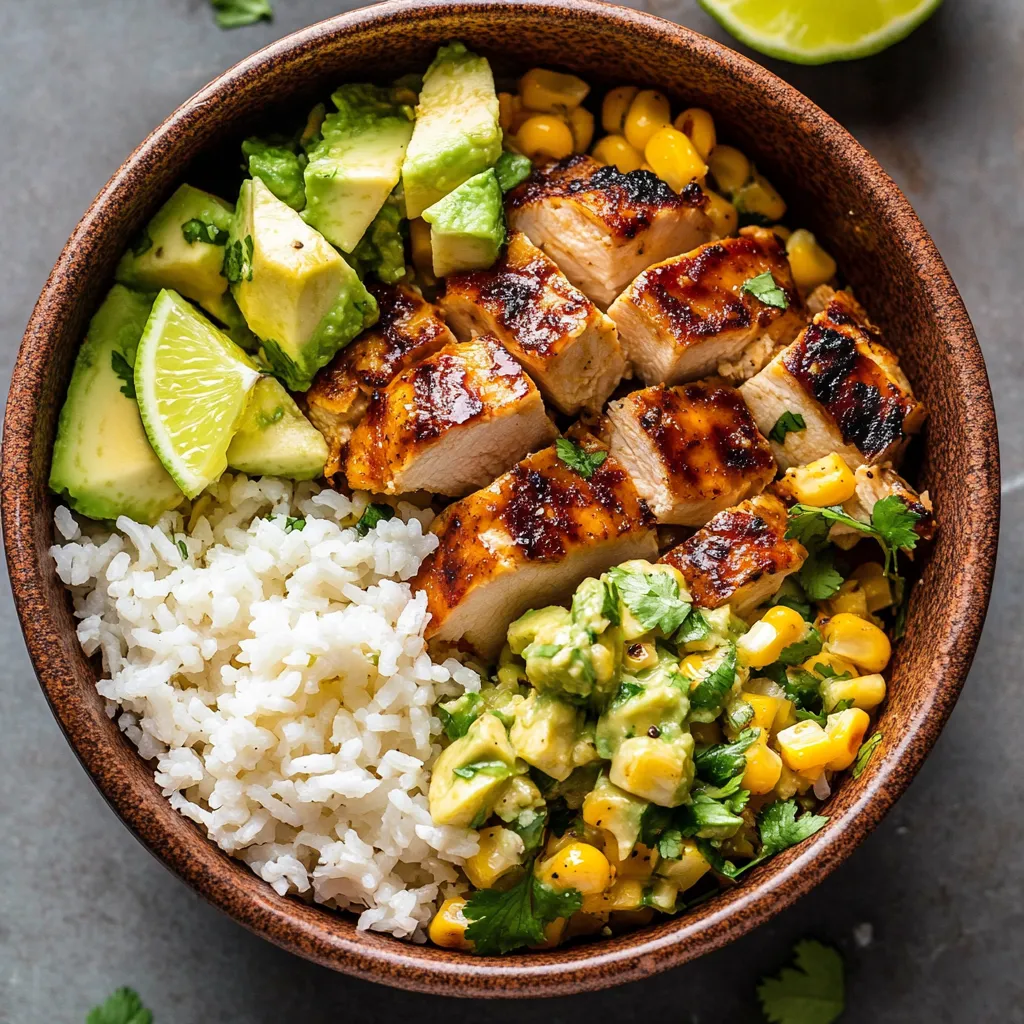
[506,155,711,309]
[608,227,805,387]
[305,284,455,475]
[412,439,658,658]
[345,336,557,497]
[606,381,776,526]
[740,291,926,471]
[441,231,627,415]
[660,493,806,616]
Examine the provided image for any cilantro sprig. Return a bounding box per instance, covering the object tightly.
[209,0,273,29]
[87,987,153,1024]
[607,567,691,635]
[688,643,737,719]
[181,218,229,246]
[852,731,883,778]
[757,939,845,1024]
[110,350,136,399]
[355,502,395,536]
[555,438,607,479]
[694,728,760,786]
[741,271,789,310]
[769,411,806,444]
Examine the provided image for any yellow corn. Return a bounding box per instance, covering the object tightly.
[464,826,524,889]
[771,224,793,243]
[498,91,526,133]
[783,453,856,507]
[786,229,838,292]
[611,842,658,880]
[774,697,798,733]
[623,641,659,671]
[428,897,473,950]
[581,877,645,914]
[823,613,892,673]
[624,89,672,151]
[743,737,783,794]
[644,126,708,192]
[656,840,711,892]
[681,652,709,679]
[538,841,613,895]
[829,580,869,618]
[737,605,807,669]
[674,107,716,160]
[825,707,871,770]
[569,106,595,153]
[734,171,787,222]
[519,67,590,113]
[822,672,887,712]
[601,85,639,134]
[517,114,575,160]
[591,133,644,173]
[409,218,434,279]
[702,187,738,238]
[707,144,750,194]
[775,719,834,771]
[800,651,859,680]
[862,575,894,612]
[745,693,783,732]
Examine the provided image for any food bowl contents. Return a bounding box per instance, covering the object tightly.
[48,44,934,953]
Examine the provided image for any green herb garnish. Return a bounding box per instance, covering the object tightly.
[757,938,845,1024]
[110,350,136,399]
[181,218,230,246]
[355,503,395,536]
[607,567,691,635]
[209,0,273,29]
[453,760,513,780]
[852,732,883,778]
[86,987,153,1024]
[769,410,806,444]
[741,270,789,310]
[222,234,255,283]
[694,728,760,787]
[555,438,608,479]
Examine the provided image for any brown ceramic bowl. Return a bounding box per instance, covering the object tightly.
[2,0,999,997]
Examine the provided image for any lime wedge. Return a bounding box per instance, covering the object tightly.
[698,0,942,64]
[135,289,261,498]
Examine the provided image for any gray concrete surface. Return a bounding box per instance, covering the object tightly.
[0,1,1020,1021]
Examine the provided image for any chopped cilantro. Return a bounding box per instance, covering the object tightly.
[812,662,851,680]
[798,550,844,601]
[757,938,845,1024]
[852,732,883,778]
[741,270,789,310]
[769,410,806,444]
[222,234,254,283]
[769,579,813,621]
[611,680,644,705]
[694,728,760,787]
[657,828,684,859]
[871,495,922,554]
[795,698,851,727]
[463,864,583,954]
[778,667,822,711]
[676,607,712,644]
[607,567,691,635]
[680,793,746,839]
[176,539,188,561]
[726,696,755,732]
[86,987,153,1024]
[355,502,395,536]
[508,808,547,856]
[110,350,136,399]
[778,626,823,666]
[436,692,482,740]
[688,643,737,719]
[695,837,741,879]
[209,0,273,29]
[555,437,607,479]
[453,760,512,780]
[181,218,229,246]
[284,517,305,533]
[756,799,829,861]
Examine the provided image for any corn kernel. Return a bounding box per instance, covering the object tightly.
[776,719,834,771]
[771,224,793,242]
[737,605,807,669]
[707,144,751,194]
[829,580,869,618]
[610,737,688,806]
[674,107,716,160]
[611,842,658,880]
[601,85,639,134]
[519,67,590,113]
[644,126,708,192]
[825,707,871,770]
[538,841,613,895]
[743,737,783,794]
[569,106,595,153]
[800,651,859,680]
[624,640,659,671]
[681,652,708,679]
[592,133,644,173]
[822,672,887,712]
[624,89,672,151]
[783,453,856,507]
[860,574,894,613]
[702,187,738,238]
[786,229,838,292]
[823,613,892,673]
[464,826,525,889]
[745,693,783,732]
[428,897,473,950]
[517,114,575,160]
[734,171,787,222]
[774,697,798,733]
[656,839,711,892]
[581,877,645,914]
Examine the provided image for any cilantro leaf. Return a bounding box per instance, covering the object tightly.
[222,235,254,283]
[463,867,582,954]
[757,939,845,1024]
[778,668,822,712]
[110,350,136,399]
[680,793,746,839]
[695,838,741,879]
[694,728,760,786]
[778,627,823,666]
[757,799,829,860]
[508,808,547,856]
[555,437,607,479]
[176,539,188,561]
[209,0,273,29]
[871,495,921,553]
[741,270,789,310]
[181,218,229,246]
[436,692,483,740]
[607,567,691,635]
[355,502,395,536]
[798,550,844,601]
[284,517,305,533]
[852,731,882,779]
[639,803,674,848]
[676,607,712,645]
[769,410,806,444]
[726,696,755,732]
[494,150,534,192]
[86,987,153,1024]
[795,698,851,728]
[688,643,737,718]
[770,579,813,621]
[812,662,851,680]
[657,828,684,859]
[611,680,644,705]
[453,760,513,780]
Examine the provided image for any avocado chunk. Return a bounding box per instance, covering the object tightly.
[493,150,533,193]
[428,712,517,828]
[49,285,183,524]
[507,606,570,655]
[115,184,234,320]
[610,733,695,808]
[581,772,647,861]
[242,137,306,211]
[509,692,585,782]
[226,376,328,480]
[401,41,502,218]
[303,84,415,252]
[229,178,378,392]
[421,169,505,277]
[347,193,407,285]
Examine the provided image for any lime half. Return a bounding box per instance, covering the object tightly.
[135,289,261,498]
[698,0,942,64]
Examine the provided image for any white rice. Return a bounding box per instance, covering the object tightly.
[50,473,481,940]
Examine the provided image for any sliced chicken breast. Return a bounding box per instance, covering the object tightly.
[606,381,776,526]
[740,291,926,471]
[506,155,711,309]
[305,284,455,475]
[608,227,805,387]
[344,335,557,497]
[412,439,658,658]
[660,493,807,617]
[441,231,628,415]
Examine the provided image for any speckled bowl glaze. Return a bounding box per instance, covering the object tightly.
[2,0,999,997]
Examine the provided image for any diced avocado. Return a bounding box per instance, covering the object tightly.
[401,42,502,218]
[49,285,183,523]
[347,195,407,285]
[581,773,647,861]
[509,692,582,782]
[492,776,545,823]
[428,712,517,827]
[242,137,306,211]
[520,614,621,708]
[610,734,695,808]
[494,150,533,192]
[571,576,620,637]
[303,84,414,252]
[595,658,690,759]
[225,376,327,480]
[115,184,234,319]
[507,606,570,656]
[229,178,377,392]
[421,169,505,277]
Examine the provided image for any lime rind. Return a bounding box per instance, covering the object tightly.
[698,0,943,65]
[135,289,261,499]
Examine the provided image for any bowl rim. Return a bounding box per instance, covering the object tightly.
[2,0,1000,997]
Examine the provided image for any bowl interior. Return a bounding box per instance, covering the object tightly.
[2,0,998,997]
